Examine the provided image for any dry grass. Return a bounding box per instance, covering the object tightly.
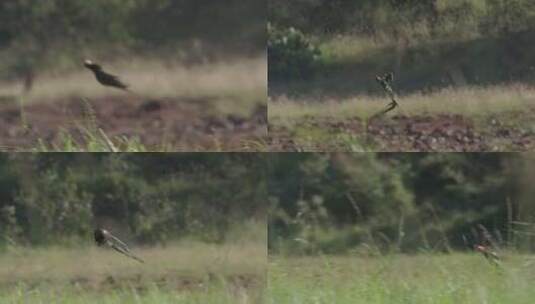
[0,241,265,285]
[269,84,535,126]
[0,56,266,115]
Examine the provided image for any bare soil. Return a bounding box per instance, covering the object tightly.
[0,96,266,151]
[268,112,535,151]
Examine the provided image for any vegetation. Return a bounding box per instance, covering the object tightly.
[0,0,264,76]
[269,153,535,254]
[268,1,535,151]
[268,253,535,304]
[269,0,535,93]
[0,1,266,152]
[268,24,321,80]
[0,153,267,247]
[0,154,267,303]
[268,152,535,303]
[0,240,265,303]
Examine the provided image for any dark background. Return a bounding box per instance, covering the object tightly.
[269,153,535,254]
[268,0,535,97]
[0,153,267,248]
[0,0,265,80]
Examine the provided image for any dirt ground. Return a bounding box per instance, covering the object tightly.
[0,96,266,151]
[268,112,535,152]
[3,272,264,294]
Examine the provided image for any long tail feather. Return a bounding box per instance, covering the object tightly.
[110,242,145,263]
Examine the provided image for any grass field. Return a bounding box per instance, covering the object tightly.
[269,84,535,151]
[0,56,267,151]
[267,253,535,304]
[0,241,266,303]
[268,27,535,152]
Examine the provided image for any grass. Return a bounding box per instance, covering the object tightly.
[0,56,267,152]
[0,241,266,303]
[270,84,535,124]
[1,56,266,116]
[268,253,535,304]
[268,84,535,151]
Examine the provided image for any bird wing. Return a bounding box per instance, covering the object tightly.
[99,72,129,89]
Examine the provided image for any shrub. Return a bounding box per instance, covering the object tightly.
[268,23,322,81]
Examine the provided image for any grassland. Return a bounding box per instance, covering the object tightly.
[0,241,266,303]
[268,30,535,152]
[0,56,267,151]
[268,253,535,304]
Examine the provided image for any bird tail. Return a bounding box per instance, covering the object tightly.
[109,242,145,263]
[106,233,145,263]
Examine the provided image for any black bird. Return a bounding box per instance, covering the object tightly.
[84,60,129,91]
[94,228,144,263]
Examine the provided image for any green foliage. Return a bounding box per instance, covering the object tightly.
[0,154,266,247]
[269,153,533,254]
[268,23,322,80]
[270,0,535,38]
[0,0,264,78]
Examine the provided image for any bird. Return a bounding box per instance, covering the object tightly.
[472,224,501,266]
[375,72,394,93]
[94,228,144,263]
[84,60,129,91]
[474,244,501,265]
[374,72,398,115]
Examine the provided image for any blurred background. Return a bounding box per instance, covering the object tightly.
[0,153,266,303]
[269,153,535,254]
[0,1,266,151]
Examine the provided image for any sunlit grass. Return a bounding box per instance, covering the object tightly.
[268,253,535,304]
[269,84,535,126]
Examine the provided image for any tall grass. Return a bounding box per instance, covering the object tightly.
[268,253,535,304]
[0,230,266,303]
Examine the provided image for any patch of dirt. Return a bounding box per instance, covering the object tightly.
[0,96,266,151]
[268,113,535,151]
[4,272,264,295]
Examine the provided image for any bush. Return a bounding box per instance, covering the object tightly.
[268,23,322,81]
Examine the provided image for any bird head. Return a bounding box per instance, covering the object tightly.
[84,59,101,71]
[94,228,107,246]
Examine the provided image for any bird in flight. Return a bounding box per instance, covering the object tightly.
[84,60,129,91]
[472,224,501,266]
[94,228,144,263]
[474,244,500,265]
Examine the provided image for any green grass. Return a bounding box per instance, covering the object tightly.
[0,241,266,303]
[268,253,535,304]
[1,284,242,304]
[268,84,535,151]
